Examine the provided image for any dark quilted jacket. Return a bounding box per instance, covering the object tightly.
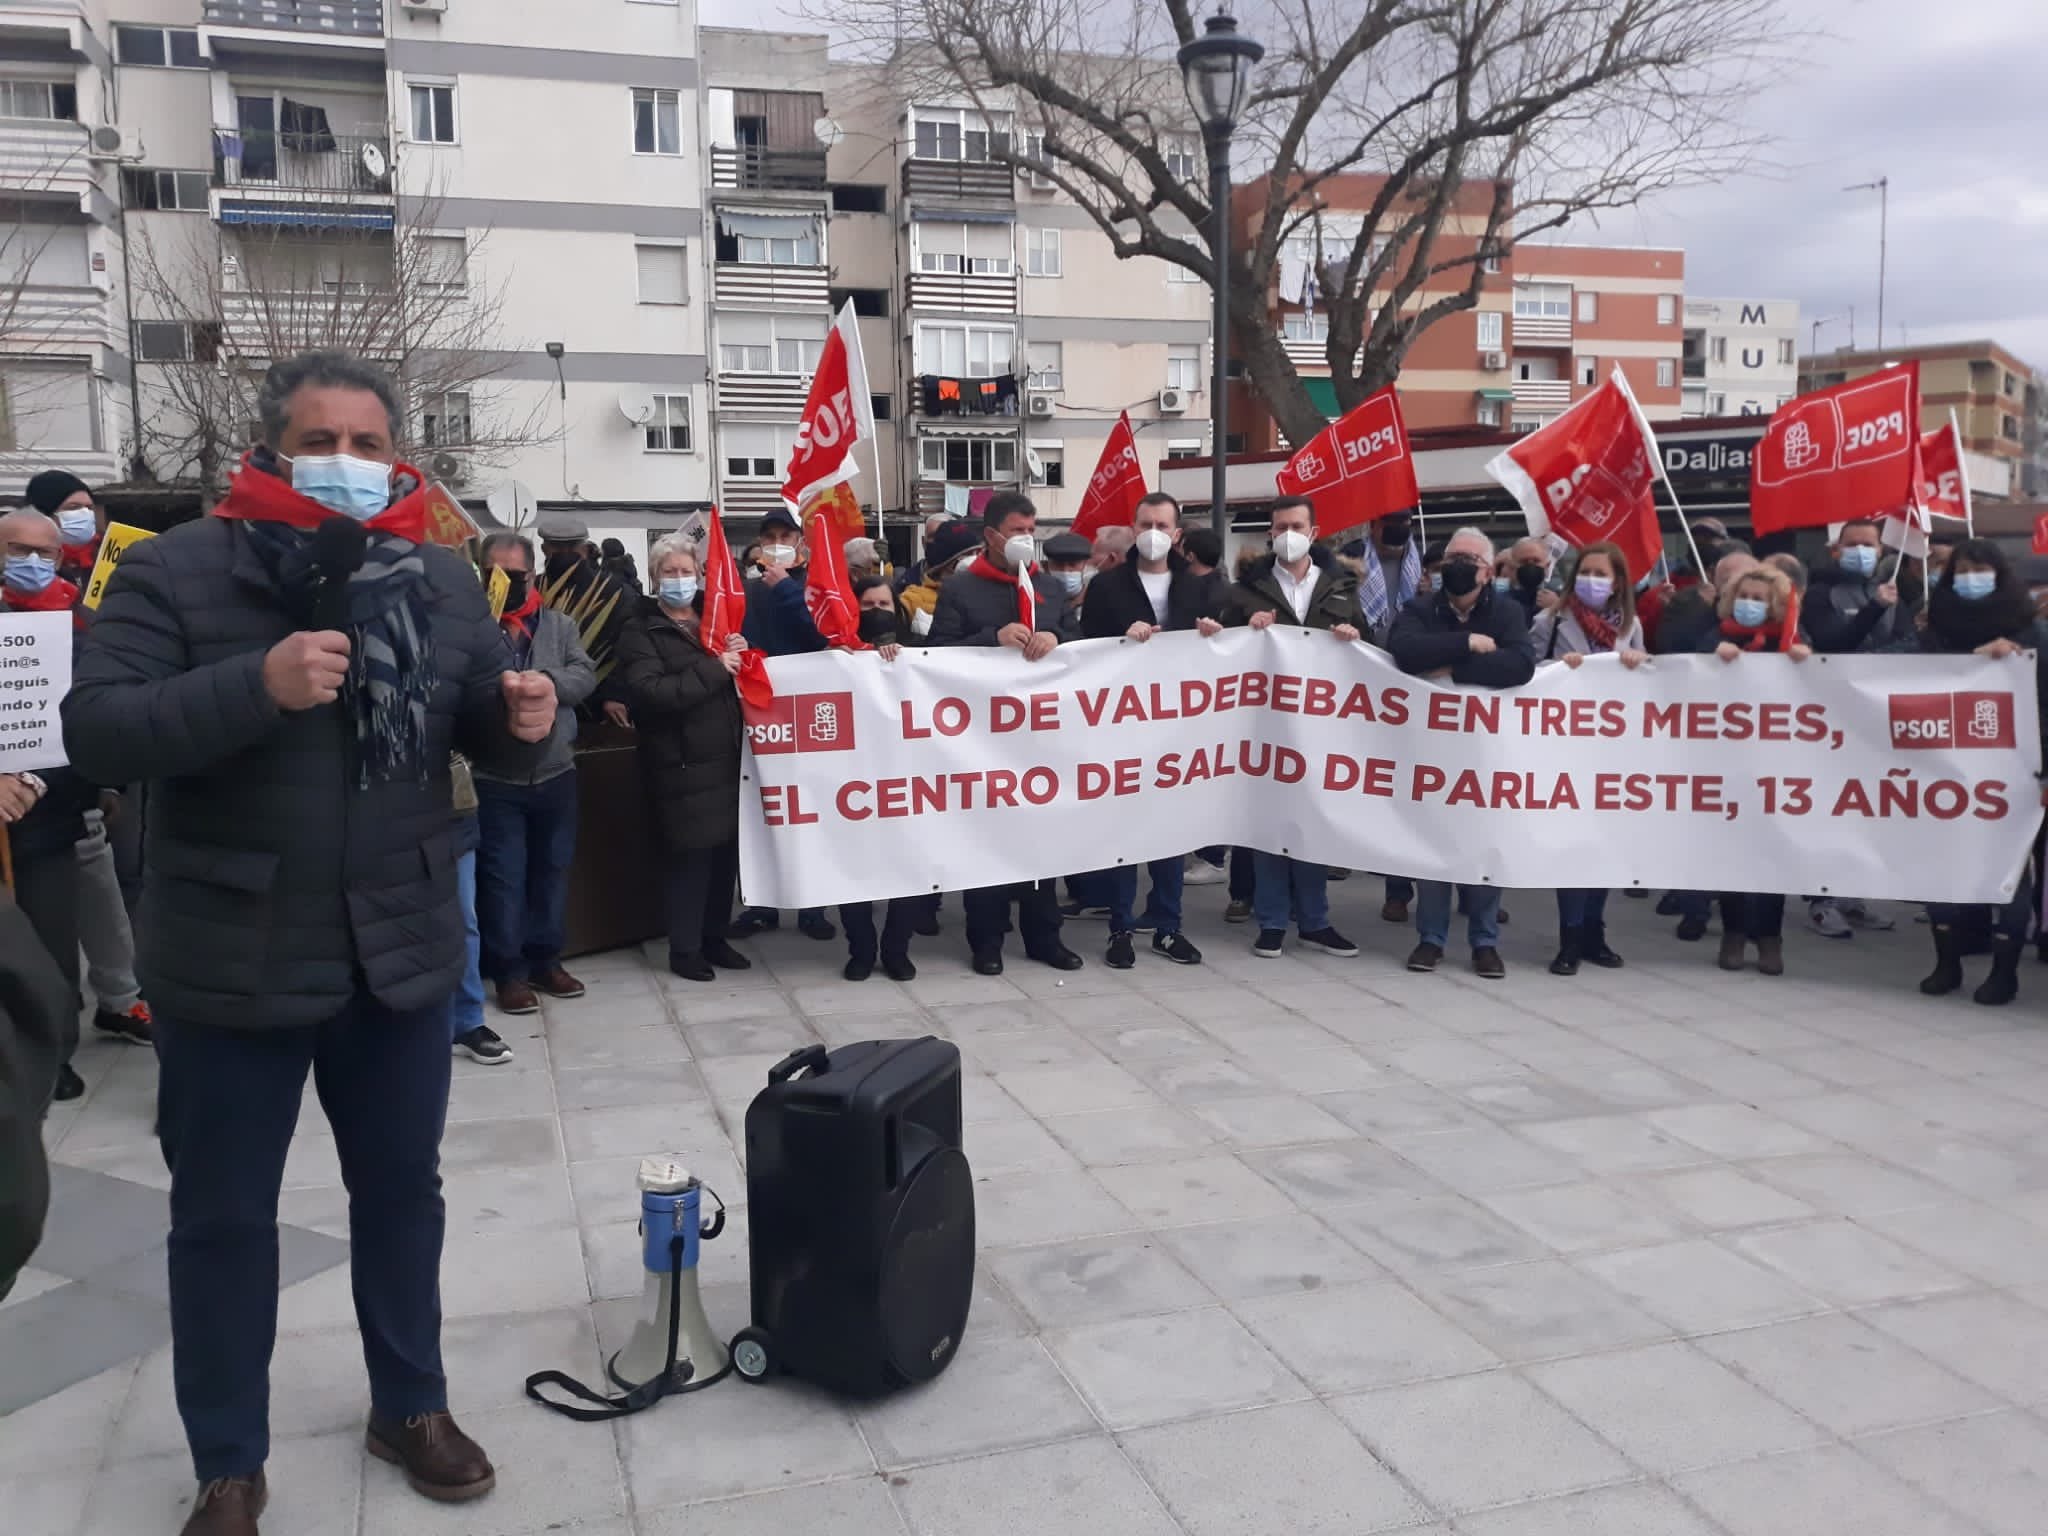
[614,599,743,852]
[60,516,532,1030]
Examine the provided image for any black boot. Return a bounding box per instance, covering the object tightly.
[1582,923,1624,968]
[1549,926,1583,976]
[1919,925,1964,996]
[1974,935,2022,1006]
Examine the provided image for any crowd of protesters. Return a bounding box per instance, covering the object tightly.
[2,348,2046,1534]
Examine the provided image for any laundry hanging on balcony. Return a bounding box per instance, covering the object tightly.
[279,100,337,155]
[919,374,1019,417]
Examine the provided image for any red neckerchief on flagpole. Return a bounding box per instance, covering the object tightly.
[967,552,1036,630]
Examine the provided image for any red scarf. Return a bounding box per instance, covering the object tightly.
[1718,614,1780,651]
[59,534,101,579]
[211,450,434,543]
[1567,596,1621,653]
[3,576,83,630]
[967,552,1037,631]
[499,584,542,637]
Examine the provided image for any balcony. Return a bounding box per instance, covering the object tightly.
[3,285,117,352]
[218,286,401,361]
[0,2,91,55]
[905,269,1016,316]
[203,0,382,34]
[1682,355,1706,379]
[0,119,101,213]
[902,157,1014,206]
[1510,378,1572,410]
[710,146,828,193]
[212,132,395,228]
[713,262,830,310]
[1509,313,1571,347]
[714,372,812,417]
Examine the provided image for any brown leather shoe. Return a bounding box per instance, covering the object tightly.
[494,979,539,1015]
[531,965,585,999]
[366,1412,496,1503]
[180,1472,267,1534]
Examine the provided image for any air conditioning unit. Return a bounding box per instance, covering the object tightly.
[400,0,448,13]
[1481,351,1507,371]
[1027,393,1056,418]
[1157,388,1188,414]
[428,450,468,486]
[86,125,139,162]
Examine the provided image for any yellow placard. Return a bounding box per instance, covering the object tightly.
[486,565,510,619]
[82,522,156,610]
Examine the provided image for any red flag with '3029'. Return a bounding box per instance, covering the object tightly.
[700,504,774,709]
[1750,363,1921,536]
[1274,385,1421,538]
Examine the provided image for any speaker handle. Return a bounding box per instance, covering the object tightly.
[767,1044,830,1084]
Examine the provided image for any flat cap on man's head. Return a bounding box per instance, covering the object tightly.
[536,511,588,543]
[1042,532,1091,564]
[757,507,800,537]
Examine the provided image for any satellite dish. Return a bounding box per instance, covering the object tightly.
[1024,446,1045,482]
[617,391,657,426]
[359,140,389,183]
[486,480,537,529]
[813,116,844,148]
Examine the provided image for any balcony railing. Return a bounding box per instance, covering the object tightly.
[710,145,828,193]
[0,120,100,209]
[904,269,1016,316]
[1682,356,1706,379]
[712,262,829,309]
[1510,378,1573,409]
[1510,313,1571,346]
[213,132,394,199]
[902,157,1015,204]
[202,0,383,34]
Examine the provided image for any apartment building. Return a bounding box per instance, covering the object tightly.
[1800,339,2044,498]
[3,0,713,539]
[1681,297,1799,419]
[1505,244,1684,428]
[1,2,126,490]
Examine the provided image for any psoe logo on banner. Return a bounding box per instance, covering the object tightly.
[746,692,857,754]
[1888,690,2016,751]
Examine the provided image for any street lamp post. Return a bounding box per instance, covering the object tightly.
[1844,176,1888,350]
[1178,11,1263,541]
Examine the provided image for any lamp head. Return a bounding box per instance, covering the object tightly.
[1177,12,1264,137]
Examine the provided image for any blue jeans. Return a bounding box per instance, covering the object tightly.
[1066,869,1117,910]
[449,849,484,1040]
[156,990,452,1480]
[1417,881,1501,950]
[474,770,578,983]
[1112,856,1184,935]
[1251,852,1328,933]
[1556,887,1609,932]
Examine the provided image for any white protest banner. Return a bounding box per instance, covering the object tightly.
[737,629,2042,910]
[0,611,73,773]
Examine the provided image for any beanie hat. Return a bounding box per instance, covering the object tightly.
[25,470,90,516]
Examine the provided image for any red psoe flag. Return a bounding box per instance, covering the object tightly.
[1068,410,1148,542]
[803,503,865,650]
[1914,416,1971,524]
[780,301,875,544]
[701,504,774,710]
[1274,385,1420,538]
[1486,368,1664,581]
[1750,363,1921,536]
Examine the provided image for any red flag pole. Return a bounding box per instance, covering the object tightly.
[1612,364,1705,578]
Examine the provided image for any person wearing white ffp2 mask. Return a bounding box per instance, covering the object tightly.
[926,489,1084,978]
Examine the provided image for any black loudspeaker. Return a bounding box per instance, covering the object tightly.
[732,1038,974,1396]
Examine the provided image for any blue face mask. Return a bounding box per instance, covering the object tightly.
[1055,570,1083,596]
[57,508,97,545]
[1492,576,1512,594]
[1952,570,1996,602]
[1732,596,1769,628]
[288,452,393,521]
[659,576,699,609]
[3,552,57,594]
[1838,544,1878,577]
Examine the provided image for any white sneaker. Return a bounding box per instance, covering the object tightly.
[1183,856,1227,886]
[1839,899,1895,932]
[1807,900,1852,940]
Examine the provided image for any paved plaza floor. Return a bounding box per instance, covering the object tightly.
[9,885,2048,1535]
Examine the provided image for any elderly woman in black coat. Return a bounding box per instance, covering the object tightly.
[615,533,751,981]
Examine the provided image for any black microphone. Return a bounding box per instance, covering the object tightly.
[310,516,367,631]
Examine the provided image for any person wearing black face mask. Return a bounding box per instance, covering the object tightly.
[1502,537,1553,617]
[1887,538,2048,1006]
[832,577,921,981]
[1388,526,1536,979]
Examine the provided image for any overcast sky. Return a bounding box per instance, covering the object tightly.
[702,0,2048,368]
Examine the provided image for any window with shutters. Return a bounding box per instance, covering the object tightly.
[635,243,688,304]
[644,394,692,452]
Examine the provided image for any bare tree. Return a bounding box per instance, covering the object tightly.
[127,183,549,496]
[1,154,98,458]
[825,0,1784,445]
